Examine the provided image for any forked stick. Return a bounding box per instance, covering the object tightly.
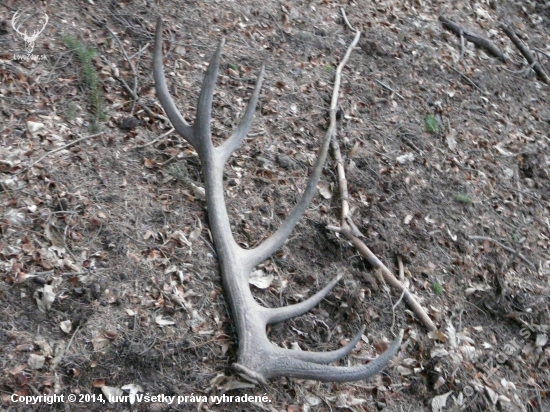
[326,70,436,332]
[154,18,403,383]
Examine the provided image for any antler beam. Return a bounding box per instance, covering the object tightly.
[153,18,403,384]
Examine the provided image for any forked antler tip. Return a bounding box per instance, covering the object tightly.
[235,327,404,383]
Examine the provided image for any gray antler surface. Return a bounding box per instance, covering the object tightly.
[153,17,403,384]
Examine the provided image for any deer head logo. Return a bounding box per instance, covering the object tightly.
[11,11,49,54]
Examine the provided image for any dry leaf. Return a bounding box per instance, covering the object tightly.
[34,339,53,356]
[248,270,273,289]
[457,332,475,344]
[16,344,34,352]
[155,315,175,326]
[535,333,547,347]
[430,346,449,358]
[431,391,452,412]
[92,379,106,388]
[28,354,45,370]
[446,129,457,150]
[169,230,191,247]
[35,284,56,312]
[446,323,457,348]
[101,386,123,399]
[494,144,514,157]
[104,330,118,340]
[189,226,202,243]
[485,386,498,404]
[143,230,156,240]
[427,330,447,342]
[317,181,333,199]
[60,320,72,334]
[91,336,109,351]
[27,121,44,133]
[396,153,414,164]
[396,365,413,375]
[433,376,446,390]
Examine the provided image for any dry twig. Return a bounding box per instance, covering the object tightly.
[133,127,175,149]
[101,55,169,123]
[21,132,104,172]
[326,68,436,331]
[439,16,507,62]
[449,66,485,94]
[468,236,536,269]
[340,7,357,32]
[500,24,550,85]
[374,79,405,101]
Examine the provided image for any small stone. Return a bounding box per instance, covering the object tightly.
[277,153,294,169]
[119,117,141,131]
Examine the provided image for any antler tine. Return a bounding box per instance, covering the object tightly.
[153,18,196,146]
[194,39,225,154]
[262,274,342,324]
[242,119,333,271]
[278,325,366,364]
[218,65,265,165]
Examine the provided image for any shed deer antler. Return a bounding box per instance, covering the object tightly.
[153,18,403,383]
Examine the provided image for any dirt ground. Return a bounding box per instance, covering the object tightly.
[1,0,550,411]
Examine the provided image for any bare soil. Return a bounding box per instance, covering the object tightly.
[1,0,550,411]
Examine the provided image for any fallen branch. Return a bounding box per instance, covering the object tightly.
[499,24,550,85]
[327,105,437,332]
[439,16,507,62]
[468,236,536,270]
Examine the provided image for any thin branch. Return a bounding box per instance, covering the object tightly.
[133,127,175,149]
[449,66,485,94]
[534,48,550,60]
[63,325,81,359]
[374,79,405,100]
[501,58,539,75]
[328,94,436,332]
[328,223,437,331]
[459,30,465,61]
[340,8,356,32]
[102,56,169,123]
[106,26,139,113]
[397,255,404,282]
[21,132,104,172]
[129,42,150,61]
[468,236,536,269]
[439,16,507,62]
[500,24,550,85]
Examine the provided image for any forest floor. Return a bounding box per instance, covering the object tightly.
[1,0,550,411]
